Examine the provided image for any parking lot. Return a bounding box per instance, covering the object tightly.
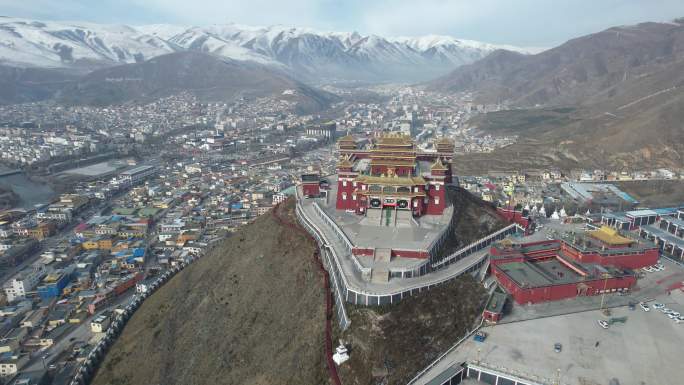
[457,296,684,385]
[416,256,684,385]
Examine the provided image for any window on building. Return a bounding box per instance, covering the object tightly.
[352,194,356,201]
[435,184,440,191]
[413,200,419,207]
[435,197,440,205]
[342,181,347,187]
[342,192,347,200]
[353,181,357,187]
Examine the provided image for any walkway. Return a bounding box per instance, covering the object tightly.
[297,186,503,303]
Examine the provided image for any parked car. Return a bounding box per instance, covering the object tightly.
[640,302,650,312]
[554,343,562,353]
[643,267,654,273]
[474,331,488,342]
[675,316,684,324]
[598,320,609,329]
[653,303,665,310]
[662,308,673,314]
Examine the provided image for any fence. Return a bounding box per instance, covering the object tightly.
[431,223,523,270]
[297,204,351,330]
[296,197,523,306]
[406,317,485,385]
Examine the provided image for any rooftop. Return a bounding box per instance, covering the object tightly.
[485,291,507,314]
[497,258,584,288]
[587,226,633,246]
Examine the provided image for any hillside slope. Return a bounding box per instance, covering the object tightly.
[429,20,684,171]
[58,51,334,112]
[0,64,77,104]
[91,200,328,385]
[428,21,684,106]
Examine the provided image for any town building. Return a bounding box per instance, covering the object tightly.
[3,264,47,302]
[119,165,157,186]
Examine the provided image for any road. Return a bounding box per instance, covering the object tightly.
[23,293,138,372]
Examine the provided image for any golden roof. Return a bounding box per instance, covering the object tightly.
[355,174,426,186]
[588,226,633,246]
[376,132,413,146]
[435,136,454,146]
[431,158,448,171]
[337,154,354,168]
[369,161,417,169]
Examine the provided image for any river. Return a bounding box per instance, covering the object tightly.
[0,170,56,209]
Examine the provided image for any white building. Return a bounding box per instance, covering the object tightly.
[272,193,288,205]
[0,354,28,377]
[90,313,111,333]
[3,264,46,302]
[119,165,157,186]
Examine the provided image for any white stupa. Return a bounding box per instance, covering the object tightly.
[333,341,350,365]
[539,206,547,217]
[559,207,567,218]
[550,209,560,220]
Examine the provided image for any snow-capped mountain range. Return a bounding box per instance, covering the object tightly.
[0,16,535,81]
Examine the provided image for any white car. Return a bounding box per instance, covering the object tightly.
[598,320,609,329]
[653,303,665,310]
[640,303,650,312]
[643,267,655,273]
[671,311,681,318]
[668,313,678,320]
[675,316,684,324]
[662,308,673,314]
[655,264,665,271]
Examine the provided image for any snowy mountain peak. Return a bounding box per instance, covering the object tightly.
[0,17,534,81]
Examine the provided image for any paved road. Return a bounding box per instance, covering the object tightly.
[23,293,137,372]
[412,257,684,385]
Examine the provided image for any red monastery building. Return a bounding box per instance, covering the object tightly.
[489,226,658,304]
[335,133,454,218]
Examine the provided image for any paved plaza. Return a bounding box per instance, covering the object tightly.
[416,258,684,385]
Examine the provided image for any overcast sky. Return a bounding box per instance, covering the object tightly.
[1,0,683,47]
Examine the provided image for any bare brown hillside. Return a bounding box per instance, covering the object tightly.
[91,200,329,385]
[338,276,486,385]
[428,19,684,171]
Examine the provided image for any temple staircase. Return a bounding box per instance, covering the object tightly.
[370,248,392,283]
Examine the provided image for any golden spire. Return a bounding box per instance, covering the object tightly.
[337,154,353,168]
[431,157,448,171]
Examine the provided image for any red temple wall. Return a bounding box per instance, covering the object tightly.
[494,268,636,304]
[302,183,320,197]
